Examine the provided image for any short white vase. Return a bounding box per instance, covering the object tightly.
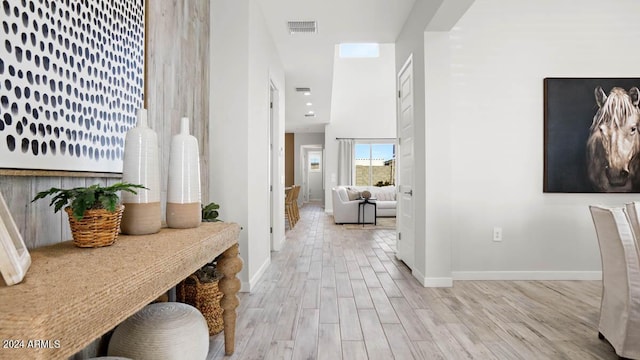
[121,109,161,235]
[166,117,201,228]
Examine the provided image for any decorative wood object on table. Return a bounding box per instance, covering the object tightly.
[0,222,241,360]
[217,243,243,355]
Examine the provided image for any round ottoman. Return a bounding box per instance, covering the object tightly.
[107,302,209,360]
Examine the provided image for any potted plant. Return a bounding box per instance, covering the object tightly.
[32,182,146,248]
[201,201,221,222]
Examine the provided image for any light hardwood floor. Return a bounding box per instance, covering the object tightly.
[208,202,616,359]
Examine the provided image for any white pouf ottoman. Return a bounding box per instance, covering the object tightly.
[107,302,209,360]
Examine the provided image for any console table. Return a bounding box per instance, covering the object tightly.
[0,222,242,360]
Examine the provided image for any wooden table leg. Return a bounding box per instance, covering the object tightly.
[217,243,243,355]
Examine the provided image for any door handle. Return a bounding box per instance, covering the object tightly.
[404,190,413,196]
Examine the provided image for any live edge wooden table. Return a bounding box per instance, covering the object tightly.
[0,222,242,360]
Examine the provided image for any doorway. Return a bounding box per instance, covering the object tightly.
[300,145,324,205]
[307,150,323,201]
[269,82,279,251]
[396,55,415,270]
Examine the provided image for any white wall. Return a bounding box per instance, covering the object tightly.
[432,0,640,279]
[395,0,445,285]
[248,0,286,278]
[210,0,249,286]
[210,0,286,290]
[324,44,398,212]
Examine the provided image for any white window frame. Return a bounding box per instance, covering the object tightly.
[353,140,396,186]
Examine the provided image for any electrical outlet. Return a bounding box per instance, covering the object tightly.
[493,227,502,242]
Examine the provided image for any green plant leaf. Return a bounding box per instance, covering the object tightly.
[32,182,147,220]
[32,187,62,201]
[72,206,85,220]
[53,199,67,213]
[98,194,117,212]
[203,202,220,211]
[204,210,219,218]
[201,201,221,222]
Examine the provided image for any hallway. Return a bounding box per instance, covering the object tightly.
[207,203,615,359]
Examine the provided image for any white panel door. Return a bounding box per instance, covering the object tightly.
[396,56,415,270]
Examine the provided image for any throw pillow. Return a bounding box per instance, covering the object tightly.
[346,188,361,201]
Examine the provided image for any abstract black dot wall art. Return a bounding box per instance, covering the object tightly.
[0,0,144,172]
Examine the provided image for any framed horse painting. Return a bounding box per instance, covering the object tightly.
[544,77,640,193]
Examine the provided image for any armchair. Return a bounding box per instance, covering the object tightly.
[331,187,375,224]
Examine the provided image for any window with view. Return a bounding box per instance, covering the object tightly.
[354,143,395,186]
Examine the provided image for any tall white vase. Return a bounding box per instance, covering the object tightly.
[166,117,201,229]
[121,109,162,235]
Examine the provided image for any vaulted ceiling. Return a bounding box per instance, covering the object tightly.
[256,0,417,133]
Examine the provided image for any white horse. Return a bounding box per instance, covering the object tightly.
[586,86,640,192]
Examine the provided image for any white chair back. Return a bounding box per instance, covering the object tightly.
[624,202,640,259]
[589,205,640,359]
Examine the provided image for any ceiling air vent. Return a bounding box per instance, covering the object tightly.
[304,114,316,118]
[295,87,311,93]
[287,21,317,34]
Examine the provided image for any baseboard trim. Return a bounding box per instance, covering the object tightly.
[325,209,333,215]
[452,271,602,281]
[240,257,272,292]
[412,268,453,287]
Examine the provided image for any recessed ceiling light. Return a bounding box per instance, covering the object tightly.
[304,92,311,96]
[307,110,314,115]
[306,102,312,106]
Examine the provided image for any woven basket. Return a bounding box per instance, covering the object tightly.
[176,273,224,335]
[65,205,124,248]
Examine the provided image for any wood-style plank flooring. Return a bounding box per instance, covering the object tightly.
[208,202,617,359]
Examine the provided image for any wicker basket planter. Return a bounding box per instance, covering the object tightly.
[177,272,224,335]
[32,182,145,248]
[65,205,124,248]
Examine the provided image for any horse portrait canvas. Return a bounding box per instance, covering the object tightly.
[544,78,640,193]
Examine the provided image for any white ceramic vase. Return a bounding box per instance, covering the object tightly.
[121,109,161,235]
[166,117,201,228]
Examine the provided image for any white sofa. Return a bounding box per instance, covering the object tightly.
[332,185,396,224]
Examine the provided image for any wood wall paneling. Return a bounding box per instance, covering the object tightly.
[285,133,295,187]
[147,0,210,209]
